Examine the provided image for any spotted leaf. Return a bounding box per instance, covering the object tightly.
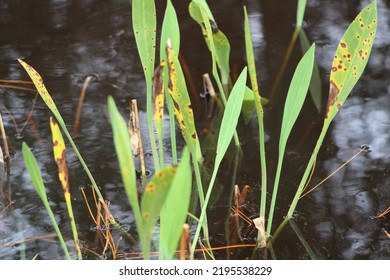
[50,117,69,194]
[326,1,377,121]
[166,40,202,161]
[18,59,62,124]
[153,61,166,145]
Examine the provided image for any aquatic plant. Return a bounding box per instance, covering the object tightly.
[17,0,378,260]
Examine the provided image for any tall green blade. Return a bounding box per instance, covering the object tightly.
[267,44,315,237]
[132,0,160,171]
[159,147,192,260]
[191,67,247,253]
[22,142,71,260]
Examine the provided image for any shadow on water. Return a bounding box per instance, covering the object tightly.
[0,0,389,259]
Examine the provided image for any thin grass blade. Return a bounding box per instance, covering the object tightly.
[22,142,70,260]
[244,6,268,246]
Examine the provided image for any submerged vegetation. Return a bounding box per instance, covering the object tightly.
[0,0,385,259]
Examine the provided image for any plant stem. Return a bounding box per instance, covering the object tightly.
[146,82,161,172]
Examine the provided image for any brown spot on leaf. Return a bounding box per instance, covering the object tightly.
[331,67,337,72]
[191,132,196,140]
[340,43,346,48]
[53,140,59,146]
[326,81,340,117]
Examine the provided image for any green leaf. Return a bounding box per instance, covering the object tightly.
[132,0,156,83]
[267,44,315,237]
[132,0,160,171]
[326,0,377,122]
[141,165,177,259]
[215,67,247,166]
[159,147,192,260]
[160,0,180,60]
[189,2,231,86]
[22,142,70,260]
[279,44,315,149]
[192,0,215,21]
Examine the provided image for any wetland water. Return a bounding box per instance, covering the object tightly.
[0,0,389,259]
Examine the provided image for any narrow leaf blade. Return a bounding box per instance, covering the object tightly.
[216,67,247,164]
[132,0,156,82]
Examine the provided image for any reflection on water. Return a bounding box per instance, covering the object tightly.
[0,0,389,259]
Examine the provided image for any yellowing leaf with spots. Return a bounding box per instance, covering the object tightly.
[140,165,177,258]
[153,61,166,167]
[49,116,82,259]
[18,59,105,204]
[326,1,377,121]
[18,59,62,124]
[50,117,69,194]
[166,40,202,161]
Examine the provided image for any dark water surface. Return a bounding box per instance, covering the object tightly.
[0,0,389,259]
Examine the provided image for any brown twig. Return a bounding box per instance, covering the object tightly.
[129,99,146,187]
[0,114,11,202]
[74,76,93,136]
